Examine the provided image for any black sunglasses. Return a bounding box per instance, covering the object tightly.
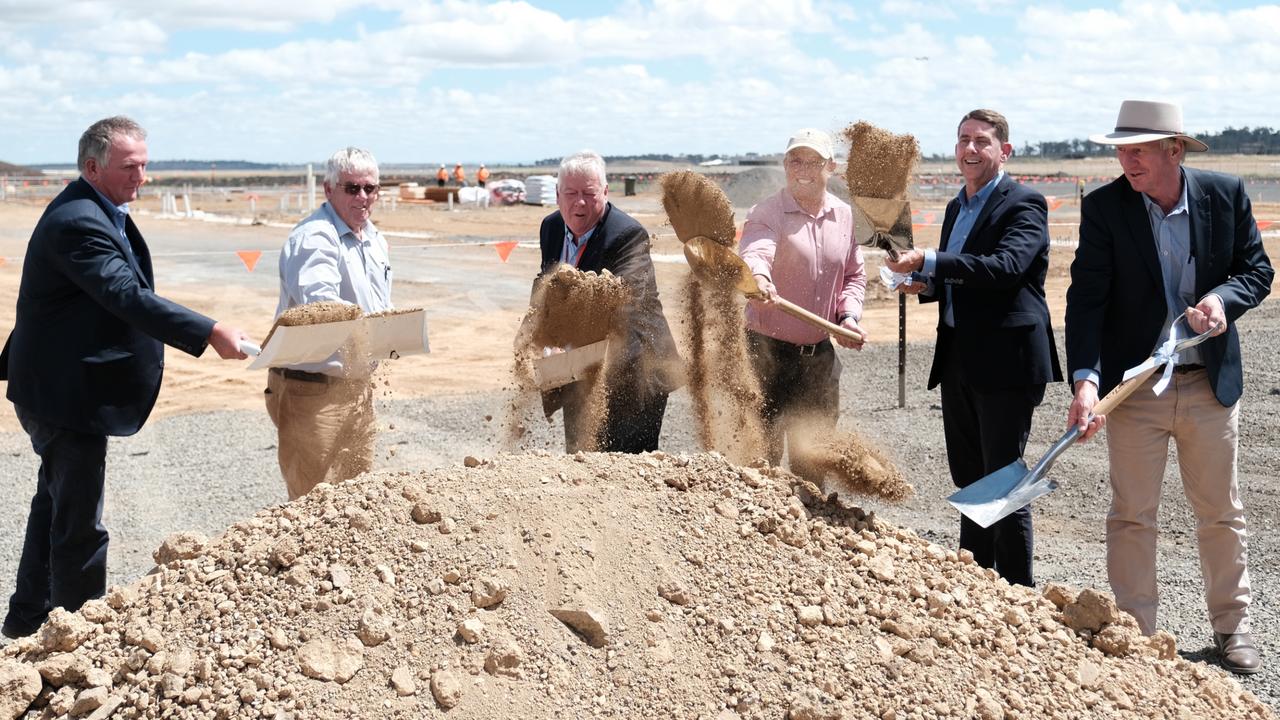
[342,183,380,196]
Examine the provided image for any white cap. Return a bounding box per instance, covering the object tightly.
[785,128,834,160]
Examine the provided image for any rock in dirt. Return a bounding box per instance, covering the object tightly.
[549,606,609,647]
[296,637,365,683]
[0,660,41,719]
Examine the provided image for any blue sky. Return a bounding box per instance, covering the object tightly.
[1,0,1277,165]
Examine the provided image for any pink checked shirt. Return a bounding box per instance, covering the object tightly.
[739,189,866,345]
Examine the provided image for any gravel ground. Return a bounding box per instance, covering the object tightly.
[2,300,1279,709]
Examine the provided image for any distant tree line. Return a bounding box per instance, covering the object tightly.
[924,126,1280,160]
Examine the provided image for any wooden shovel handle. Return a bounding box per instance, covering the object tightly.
[1092,364,1163,417]
[772,297,865,344]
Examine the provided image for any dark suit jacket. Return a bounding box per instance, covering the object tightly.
[923,174,1062,390]
[1,178,215,436]
[1066,168,1273,406]
[535,202,681,410]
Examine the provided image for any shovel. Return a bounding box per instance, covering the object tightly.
[683,235,865,345]
[948,317,1220,528]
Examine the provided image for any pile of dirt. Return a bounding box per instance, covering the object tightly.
[0,451,1271,720]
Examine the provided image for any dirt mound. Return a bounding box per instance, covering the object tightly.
[2,452,1271,719]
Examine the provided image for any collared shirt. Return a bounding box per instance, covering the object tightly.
[739,188,866,345]
[922,171,1003,327]
[560,224,597,266]
[276,202,393,375]
[1072,169,1203,387]
[1141,171,1202,365]
[86,179,132,256]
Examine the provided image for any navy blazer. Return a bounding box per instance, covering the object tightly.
[923,174,1062,390]
[1,178,214,436]
[1066,167,1273,406]
[535,202,681,401]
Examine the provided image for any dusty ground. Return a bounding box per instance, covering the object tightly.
[0,172,1279,718]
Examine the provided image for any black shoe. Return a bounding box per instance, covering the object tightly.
[1214,631,1262,675]
[1,620,39,640]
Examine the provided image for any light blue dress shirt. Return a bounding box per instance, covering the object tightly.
[921,171,1004,327]
[276,202,393,375]
[560,224,597,266]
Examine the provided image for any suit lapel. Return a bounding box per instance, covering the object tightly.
[1185,169,1213,293]
[125,215,153,288]
[575,203,613,272]
[938,200,959,252]
[1120,181,1164,288]
[960,177,1011,255]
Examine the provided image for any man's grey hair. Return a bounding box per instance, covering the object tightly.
[78,116,146,173]
[559,150,607,187]
[325,147,379,186]
[1158,137,1186,163]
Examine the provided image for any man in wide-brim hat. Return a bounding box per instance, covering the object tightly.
[1064,99,1273,675]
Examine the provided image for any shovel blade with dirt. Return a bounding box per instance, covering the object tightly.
[948,318,1219,528]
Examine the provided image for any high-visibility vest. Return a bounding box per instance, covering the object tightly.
[477,167,490,182]
[436,168,447,181]
[453,166,465,182]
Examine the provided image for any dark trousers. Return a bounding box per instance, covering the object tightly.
[940,341,1044,587]
[5,405,109,634]
[747,331,840,480]
[562,381,668,454]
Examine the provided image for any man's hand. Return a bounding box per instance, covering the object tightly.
[897,278,925,295]
[1068,379,1105,441]
[1185,295,1227,336]
[752,274,777,303]
[834,317,866,350]
[208,322,249,359]
[884,249,924,274]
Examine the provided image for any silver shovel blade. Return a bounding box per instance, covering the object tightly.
[947,460,1058,529]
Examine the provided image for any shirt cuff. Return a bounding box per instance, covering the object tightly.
[1072,368,1100,387]
[922,248,938,278]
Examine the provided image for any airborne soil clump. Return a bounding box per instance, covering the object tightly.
[1,452,1271,719]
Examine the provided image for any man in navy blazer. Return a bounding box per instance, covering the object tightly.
[886,109,1061,587]
[0,116,248,639]
[533,150,681,453]
[1066,100,1272,674]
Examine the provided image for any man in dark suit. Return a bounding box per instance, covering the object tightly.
[533,150,681,453]
[0,116,248,639]
[886,109,1061,587]
[1066,100,1272,674]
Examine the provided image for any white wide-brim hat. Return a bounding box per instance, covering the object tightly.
[1090,100,1208,152]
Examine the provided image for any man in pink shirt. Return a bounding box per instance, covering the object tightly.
[739,128,867,480]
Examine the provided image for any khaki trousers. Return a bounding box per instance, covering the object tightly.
[265,371,376,500]
[1104,369,1250,635]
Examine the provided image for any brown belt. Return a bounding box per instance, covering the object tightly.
[269,367,330,383]
[1172,363,1205,374]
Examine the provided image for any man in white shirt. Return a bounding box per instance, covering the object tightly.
[266,146,392,499]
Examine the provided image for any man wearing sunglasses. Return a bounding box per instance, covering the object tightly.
[267,147,392,500]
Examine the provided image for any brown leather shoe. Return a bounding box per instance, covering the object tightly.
[1214,632,1262,675]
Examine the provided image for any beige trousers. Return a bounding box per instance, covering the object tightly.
[265,371,376,500]
[1104,368,1250,635]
